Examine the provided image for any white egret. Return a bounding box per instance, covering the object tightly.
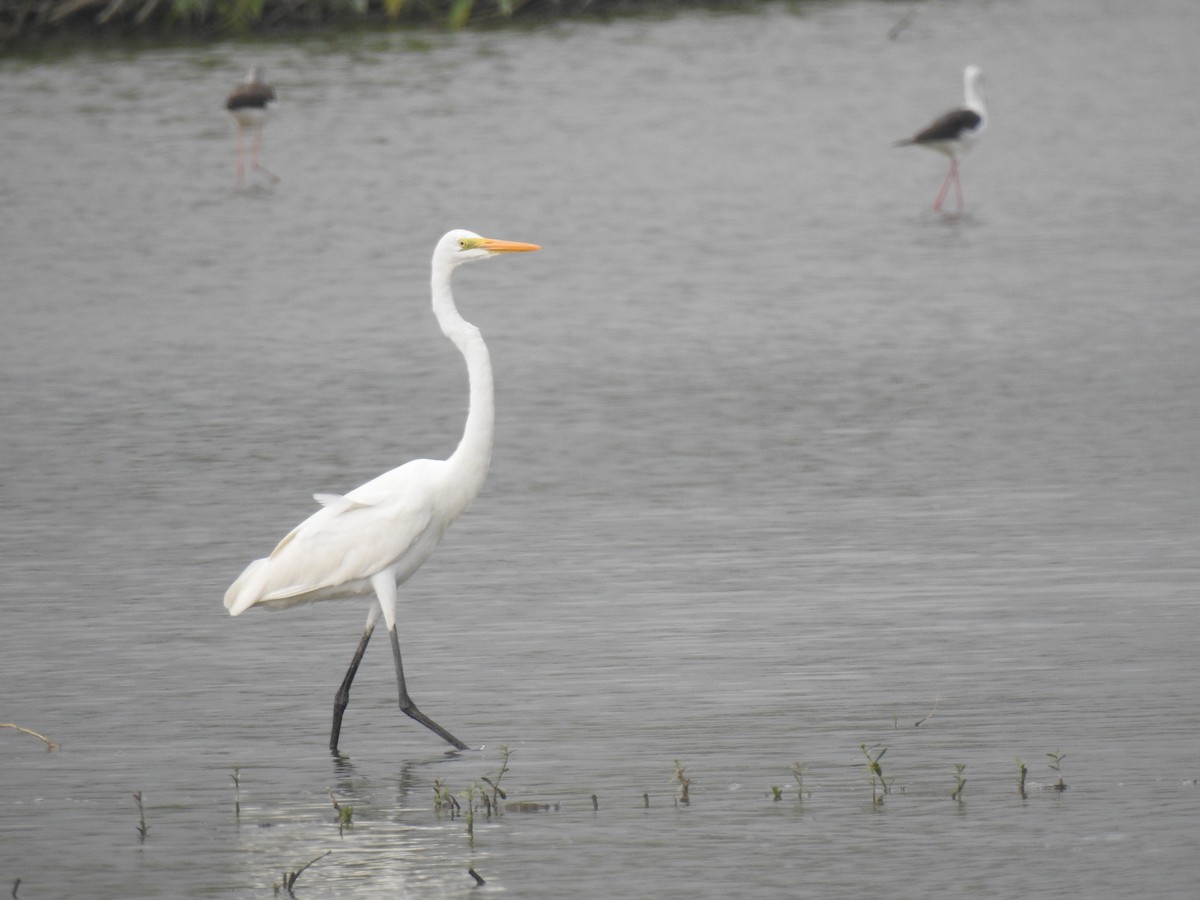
[225,229,541,754]
[895,65,987,213]
[225,67,278,188]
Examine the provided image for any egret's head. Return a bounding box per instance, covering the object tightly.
[436,229,541,270]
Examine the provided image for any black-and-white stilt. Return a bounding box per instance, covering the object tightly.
[225,67,278,188]
[896,65,987,214]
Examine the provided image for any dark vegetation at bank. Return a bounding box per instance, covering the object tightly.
[1,0,775,46]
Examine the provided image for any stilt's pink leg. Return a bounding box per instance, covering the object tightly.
[933,163,955,211]
[235,126,245,188]
[951,159,964,212]
[250,126,279,183]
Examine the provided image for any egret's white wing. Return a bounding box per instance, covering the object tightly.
[225,463,444,615]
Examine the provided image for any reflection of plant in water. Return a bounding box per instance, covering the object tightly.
[459,783,480,836]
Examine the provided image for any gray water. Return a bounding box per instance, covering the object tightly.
[2,0,1199,896]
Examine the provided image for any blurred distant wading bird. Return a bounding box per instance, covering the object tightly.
[225,67,278,188]
[224,230,541,754]
[895,65,987,213]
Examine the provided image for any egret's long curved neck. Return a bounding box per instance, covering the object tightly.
[432,265,494,514]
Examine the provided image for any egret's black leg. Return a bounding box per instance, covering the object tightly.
[330,622,375,755]
[388,626,468,751]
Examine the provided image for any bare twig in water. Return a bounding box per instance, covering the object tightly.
[468,868,485,886]
[274,851,331,895]
[914,695,941,727]
[1,723,60,751]
[1016,757,1028,798]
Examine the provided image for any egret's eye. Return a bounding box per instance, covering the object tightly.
[458,239,468,250]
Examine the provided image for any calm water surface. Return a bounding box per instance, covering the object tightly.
[2,1,1199,897]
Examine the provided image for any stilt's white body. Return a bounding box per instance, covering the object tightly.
[897,66,988,212]
[226,67,278,187]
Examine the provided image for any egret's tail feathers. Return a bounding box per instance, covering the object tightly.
[224,558,270,616]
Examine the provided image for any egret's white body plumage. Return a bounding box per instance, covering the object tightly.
[224,229,539,753]
[223,463,452,615]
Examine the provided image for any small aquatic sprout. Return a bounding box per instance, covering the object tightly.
[672,760,691,806]
[481,744,512,812]
[232,768,241,819]
[951,763,967,802]
[790,762,809,800]
[132,792,149,840]
[328,791,353,829]
[1047,750,1067,792]
[433,778,448,810]
[433,778,460,815]
[0,723,59,751]
[769,785,784,801]
[591,794,599,811]
[643,792,650,809]
[1016,757,1028,798]
[860,743,890,804]
[273,851,331,896]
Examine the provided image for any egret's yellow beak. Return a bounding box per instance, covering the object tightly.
[478,238,541,253]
